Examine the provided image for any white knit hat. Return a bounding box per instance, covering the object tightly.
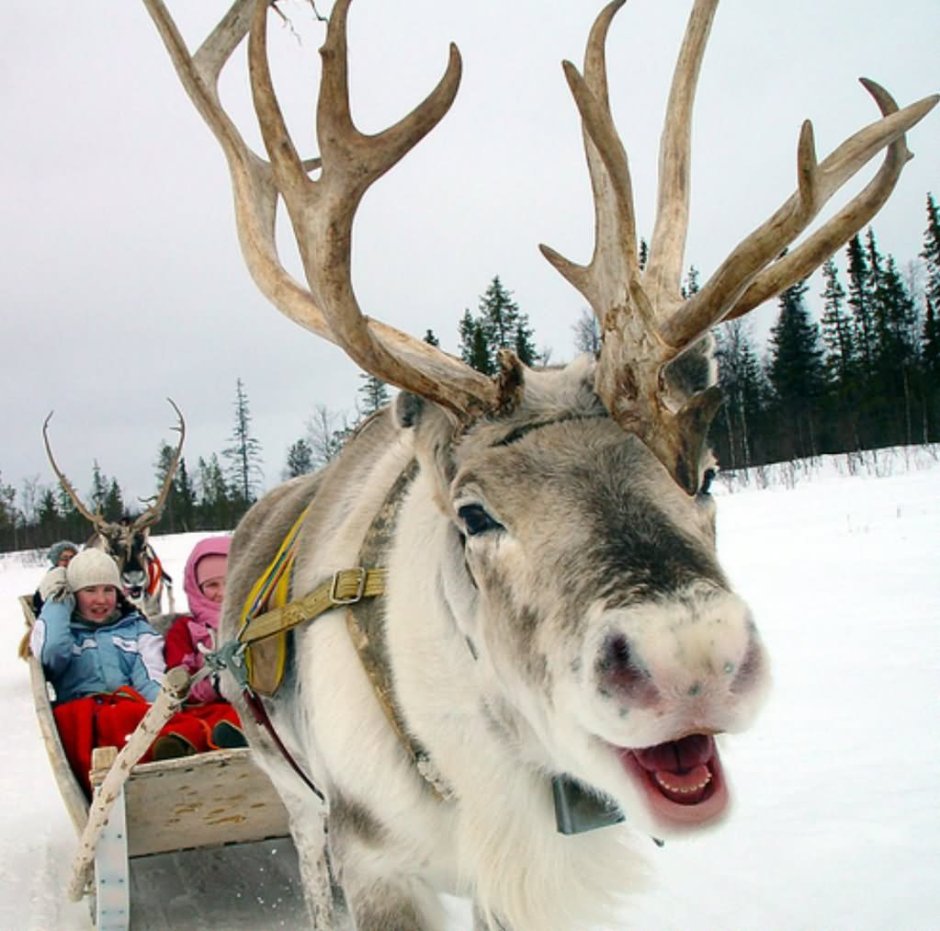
[66,549,122,592]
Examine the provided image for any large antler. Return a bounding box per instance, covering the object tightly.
[43,398,186,531]
[541,0,938,493]
[143,0,506,421]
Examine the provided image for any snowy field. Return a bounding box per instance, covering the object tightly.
[2,446,939,930]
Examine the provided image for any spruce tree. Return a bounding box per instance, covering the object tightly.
[90,461,108,516]
[284,439,315,479]
[197,454,232,530]
[36,488,62,543]
[103,479,124,523]
[458,277,538,372]
[845,233,875,375]
[920,193,940,439]
[458,309,493,374]
[766,279,826,460]
[173,458,197,532]
[357,373,390,416]
[223,378,264,508]
[819,258,860,451]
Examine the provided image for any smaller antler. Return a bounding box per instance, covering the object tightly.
[43,412,103,527]
[43,398,186,531]
[133,398,186,531]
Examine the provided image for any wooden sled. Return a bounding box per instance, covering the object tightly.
[20,596,292,930]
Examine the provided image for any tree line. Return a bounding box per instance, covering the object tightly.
[712,194,940,469]
[2,194,938,552]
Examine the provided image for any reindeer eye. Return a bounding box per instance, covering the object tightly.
[457,503,503,536]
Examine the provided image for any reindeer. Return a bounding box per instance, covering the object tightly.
[42,399,185,618]
[142,0,936,928]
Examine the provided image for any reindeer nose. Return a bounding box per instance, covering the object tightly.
[596,633,658,705]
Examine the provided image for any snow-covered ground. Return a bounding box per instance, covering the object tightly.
[3,447,939,930]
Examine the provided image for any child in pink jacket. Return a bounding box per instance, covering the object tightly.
[164,536,246,747]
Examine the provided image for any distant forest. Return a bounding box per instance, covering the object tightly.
[2,194,938,555]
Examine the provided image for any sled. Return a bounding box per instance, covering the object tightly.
[19,595,293,930]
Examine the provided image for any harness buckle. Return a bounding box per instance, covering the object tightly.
[329,568,367,605]
[203,639,250,690]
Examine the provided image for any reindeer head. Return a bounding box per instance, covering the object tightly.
[42,398,185,612]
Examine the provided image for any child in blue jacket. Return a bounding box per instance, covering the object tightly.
[31,549,232,793]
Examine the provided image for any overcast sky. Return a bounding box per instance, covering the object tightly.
[2,0,938,509]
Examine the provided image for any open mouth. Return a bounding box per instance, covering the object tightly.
[617,733,729,827]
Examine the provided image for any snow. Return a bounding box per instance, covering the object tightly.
[3,448,939,929]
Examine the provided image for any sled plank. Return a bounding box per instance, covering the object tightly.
[124,750,290,857]
[21,595,90,834]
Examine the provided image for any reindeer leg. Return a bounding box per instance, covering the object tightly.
[285,800,338,930]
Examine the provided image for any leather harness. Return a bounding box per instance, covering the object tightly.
[209,459,451,800]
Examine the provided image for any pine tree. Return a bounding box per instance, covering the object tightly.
[90,461,108,516]
[154,442,180,532]
[0,475,18,551]
[36,488,61,541]
[103,479,124,522]
[173,458,197,532]
[819,257,861,451]
[682,265,701,299]
[766,279,826,461]
[863,230,919,446]
[223,378,264,507]
[284,438,315,479]
[357,373,390,417]
[920,193,940,440]
[197,454,233,530]
[921,193,940,312]
[845,233,875,375]
[458,277,538,372]
[423,329,440,347]
[458,308,493,374]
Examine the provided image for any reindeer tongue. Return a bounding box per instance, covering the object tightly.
[634,734,715,806]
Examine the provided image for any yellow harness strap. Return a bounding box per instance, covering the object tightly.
[241,568,388,646]
[238,503,388,695]
[238,502,307,695]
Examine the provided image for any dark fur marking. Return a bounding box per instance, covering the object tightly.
[330,793,386,849]
[490,412,608,449]
[351,888,432,930]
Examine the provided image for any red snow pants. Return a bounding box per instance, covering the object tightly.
[53,687,241,795]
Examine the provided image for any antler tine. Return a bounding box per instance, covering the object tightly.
[644,0,718,310]
[247,0,497,417]
[42,411,103,527]
[146,0,499,420]
[724,80,928,321]
[664,87,938,349]
[133,398,186,531]
[539,0,640,318]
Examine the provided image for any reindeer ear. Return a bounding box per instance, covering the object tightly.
[394,392,425,429]
[400,395,461,501]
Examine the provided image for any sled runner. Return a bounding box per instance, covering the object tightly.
[19,595,292,930]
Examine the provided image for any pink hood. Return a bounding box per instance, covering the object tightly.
[183,536,231,631]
